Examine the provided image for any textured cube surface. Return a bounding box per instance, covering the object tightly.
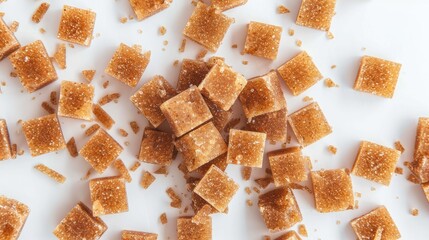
[105,43,151,87]
[204,97,233,131]
[194,153,228,176]
[0,196,30,240]
[177,217,212,240]
[212,0,247,11]
[422,182,429,203]
[57,5,96,46]
[268,147,309,186]
[58,80,94,121]
[89,176,128,216]
[129,0,171,21]
[352,141,400,186]
[0,17,20,60]
[227,129,266,168]
[138,128,174,166]
[9,40,57,93]
[354,56,401,98]
[0,119,12,160]
[275,231,302,240]
[122,230,157,240]
[177,59,211,92]
[243,21,282,60]
[244,108,287,143]
[413,118,429,183]
[311,169,354,213]
[22,114,66,157]
[296,0,336,31]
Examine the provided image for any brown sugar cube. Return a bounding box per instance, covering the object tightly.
[239,71,286,118]
[32,2,50,23]
[288,102,332,147]
[352,141,400,186]
[130,75,176,127]
[311,168,354,213]
[34,164,66,183]
[177,217,212,240]
[177,59,211,92]
[92,104,115,129]
[105,43,151,87]
[53,202,107,240]
[350,206,401,240]
[129,0,171,21]
[244,108,287,143]
[0,196,30,240]
[204,97,233,132]
[160,86,213,137]
[138,128,174,166]
[296,0,336,31]
[258,187,302,232]
[268,147,309,187]
[22,114,66,156]
[114,159,132,183]
[57,5,96,46]
[0,17,20,61]
[243,22,282,60]
[0,119,12,160]
[141,171,155,189]
[9,40,57,92]
[275,231,302,240]
[79,129,123,173]
[212,0,247,11]
[58,80,94,121]
[183,2,234,52]
[353,56,402,98]
[277,51,322,96]
[122,230,157,240]
[89,176,128,216]
[227,129,266,168]
[193,153,228,176]
[194,165,239,212]
[421,182,429,203]
[411,118,429,182]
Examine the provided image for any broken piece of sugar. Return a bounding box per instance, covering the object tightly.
[53,43,66,69]
[166,187,182,208]
[92,104,115,129]
[82,70,96,82]
[57,5,96,46]
[58,80,94,121]
[89,176,129,216]
[212,0,247,11]
[227,129,266,168]
[130,121,140,134]
[85,124,100,137]
[0,119,12,160]
[177,216,212,240]
[410,118,429,182]
[34,164,66,183]
[32,2,50,23]
[141,171,155,189]
[66,137,78,158]
[114,159,132,183]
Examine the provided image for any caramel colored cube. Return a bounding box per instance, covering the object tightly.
[352,141,400,186]
[288,102,332,146]
[0,119,12,160]
[268,147,309,187]
[183,2,234,52]
[354,56,401,98]
[176,122,227,171]
[204,97,233,131]
[411,118,429,182]
[129,0,171,21]
[296,0,336,31]
[350,206,401,240]
[199,62,247,111]
[227,129,266,168]
[122,230,157,240]
[138,128,174,166]
[277,51,322,96]
[275,231,302,240]
[243,22,282,60]
[239,71,286,118]
[244,108,287,143]
[177,59,211,92]
[212,0,247,11]
[160,86,212,137]
[79,129,123,173]
[9,40,58,92]
[89,176,128,216]
[58,80,94,121]
[194,165,239,212]
[258,187,302,232]
[421,182,429,203]
[22,114,66,156]
[0,196,30,240]
[311,169,354,213]
[177,217,212,240]
[53,202,107,240]
[57,5,96,46]
[130,75,176,127]
[0,17,20,60]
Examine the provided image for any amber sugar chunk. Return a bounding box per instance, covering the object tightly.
[89,176,128,216]
[411,118,429,183]
[141,171,155,189]
[296,0,336,31]
[239,71,286,118]
[0,196,30,240]
[34,164,66,183]
[204,97,233,131]
[160,86,212,137]
[177,59,211,92]
[227,129,266,168]
[183,2,234,52]
[354,56,402,98]
[288,102,332,146]
[138,128,174,166]
[275,231,302,240]
[421,182,429,203]
[177,217,212,240]
[130,75,176,127]
[58,80,94,121]
[114,159,132,183]
[243,22,282,60]
[277,51,322,96]
[22,114,66,156]
[244,108,287,143]
[268,147,309,187]
[212,0,247,11]
[199,62,247,111]
[32,2,50,23]
[0,119,12,160]
[79,129,123,173]
[352,141,400,186]
[311,169,354,213]
[258,187,302,232]
[53,202,107,240]
[92,104,115,129]
[9,40,57,92]
[350,206,401,240]
[122,230,157,240]
[175,122,227,171]
[194,165,239,212]
[0,17,20,60]
[57,5,96,46]
[129,0,171,21]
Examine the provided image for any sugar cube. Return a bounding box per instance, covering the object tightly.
[0,17,20,60]
[244,108,287,143]
[268,147,309,187]
[243,21,282,60]
[58,80,94,121]
[227,129,266,168]
[129,0,171,21]
[0,196,30,240]
[296,0,336,31]
[138,128,174,166]
[177,217,212,240]
[89,176,128,216]
[57,5,96,46]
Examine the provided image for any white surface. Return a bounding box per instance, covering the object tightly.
[1,0,429,239]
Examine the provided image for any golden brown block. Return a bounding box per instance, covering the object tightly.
[122,230,157,240]
[204,97,233,132]
[58,80,94,121]
[268,147,309,187]
[0,196,30,240]
[0,17,20,60]
[53,202,107,240]
[130,75,176,127]
[354,56,402,98]
[258,187,302,232]
[79,129,123,173]
[177,217,212,240]
[243,22,282,60]
[0,119,12,160]
[277,51,322,96]
[350,206,401,240]
[129,0,171,21]
[288,102,332,146]
[160,86,212,137]
[352,141,400,186]
[411,118,429,183]
[89,176,128,216]
[296,0,336,31]
[9,40,57,92]
[311,169,354,213]
[227,129,266,168]
[183,2,233,52]
[244,108,287,143]
[275,231,302,240]
[212,0,247,11]
[57,5,96,46]
[138,128,174,166]
[421,182,429,203]
[177,59,211,92]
